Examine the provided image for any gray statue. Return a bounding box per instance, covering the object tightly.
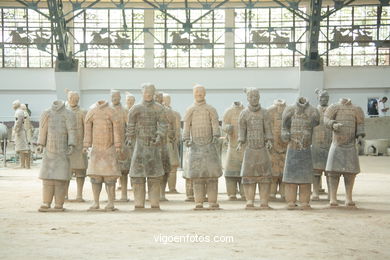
[127,83,168,210]
[324,98,365,208]
[311,89,332,200]
[222,101,245,201]
[37,100,76,212]
[84,100,122,211]
[65,90,88,202]
[267,99,288,200]
[237,88,273,209]
[282,97,320,210]
[12,100,31,168]
[183,84,222,210]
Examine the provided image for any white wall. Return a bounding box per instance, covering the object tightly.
[0,66,389,121]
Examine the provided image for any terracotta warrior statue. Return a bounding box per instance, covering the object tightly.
[324,98,365,208]
[64,90,88,202]
[311,89,332,200]
[110,90,130,202]
[37,100,76,212]
[162,93,181,194]
[267,99,288,200]
[237,88,273,209]
[123,92,136,190]
[84,100,122,211]
[183,84,222,210]
[154,92,171,201]
[282,97,320,210]
[222,101,245,201]
[127,83,167,210]
[12,100,31,168]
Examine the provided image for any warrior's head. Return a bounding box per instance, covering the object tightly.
[154,91,163,105]
[110,89,121,106]
[141,83,156,102]
[163,93,171,107]
[12,100,21,110]
[244,88,260,107]
[65,89,80,107]
[193,84,206,103]
[315,89,329,107]
[125,92,135,109]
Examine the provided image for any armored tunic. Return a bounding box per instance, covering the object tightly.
[111,103,131,171]
[267,100,288,177]
[165,106,180,168]
[84,101,121,177]
[325,98,365,174]
[67,105,88,170]
[238,105,273,180]
[38,101,76,181]
[127,100,167,178]
[311,105,332,171]
[13,108,30,152]
[282,100,320,184]
[23,110,34,144]
[183,101,222,179]
[222,102,245,177]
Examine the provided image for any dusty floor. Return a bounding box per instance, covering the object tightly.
[0,156,389,260]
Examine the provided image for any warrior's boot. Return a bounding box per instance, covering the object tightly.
[119,172,129,202]
[259,182,271,209]
[285,183,298,210]
[64,180,70,201]
[299,184,311,210]
[226,177,238,201]
[207,178,219,209]
[279,182,286,201]
[167,169,178,193]
[89,182,102,211]
[243,183,256,209]
[344,174,356,207]
[132,177,146,209]
[53,180,66,211]
[39,180,54,212]
[270,177,278,200]
[105,183,117,211]
[148,177,161,209]
[193,179,206,210]
[238,182,246,201]
[311,174,321,201]
[160,174,168,202]
[329,175,340,207]
[185,179,194,202]
[76,176,85,202]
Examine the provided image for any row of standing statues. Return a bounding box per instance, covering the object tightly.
[12,84,365,212]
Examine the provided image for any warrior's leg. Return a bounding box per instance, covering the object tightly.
[299,183,311,209]
[39,179,54,211]
[64,180,70,200]
[119,171,129,202]
[193,178,206,209]
[105,177,118,211]
[328,173,341,207]
[160,173,169,201]
[132,177,146,209]
[185,178,194,202]
[89,177,103,210]
[207,178,219,209]
[279,179,286,201]
[25,151,31,169]
[53,180,66,211]
[168,168,178,193]
[259,181,271,209]
[326,175,330,200]
[238,180,246,200]
[20,152,26,168]
[148,177,161,209]
[270,177,278,200]
[285,183,298,210]
[75,170,86,202]
[344,174,357,207]
[226,177,238,201]
[243,181,256,209]
[311,171,321,201]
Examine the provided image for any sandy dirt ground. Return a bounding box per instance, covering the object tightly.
[0,156,389,260]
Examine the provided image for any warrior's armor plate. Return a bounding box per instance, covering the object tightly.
[38,101,76,180]
[282,100,320,184]
[267,100,288,177]
[112,104,131,171]
[183,102,222,178]
[127,101,167,178]
[238,106,273,180]
[84,101,121,177]
[325,98,365,174]
[222,102,244,177]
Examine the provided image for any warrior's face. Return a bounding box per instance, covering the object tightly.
[68,93,80,107]
[247,91,260,107]
[193,87,206,103]
[111,92,121,105]
[163,95,171,106]
[143,88,154,102]
[319,95,329,107]
[154,92,163,104]
[126,96,135,109]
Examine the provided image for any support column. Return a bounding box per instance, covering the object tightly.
[224,9,235,68]
[144,9,155,69]
[298,70,324,104]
